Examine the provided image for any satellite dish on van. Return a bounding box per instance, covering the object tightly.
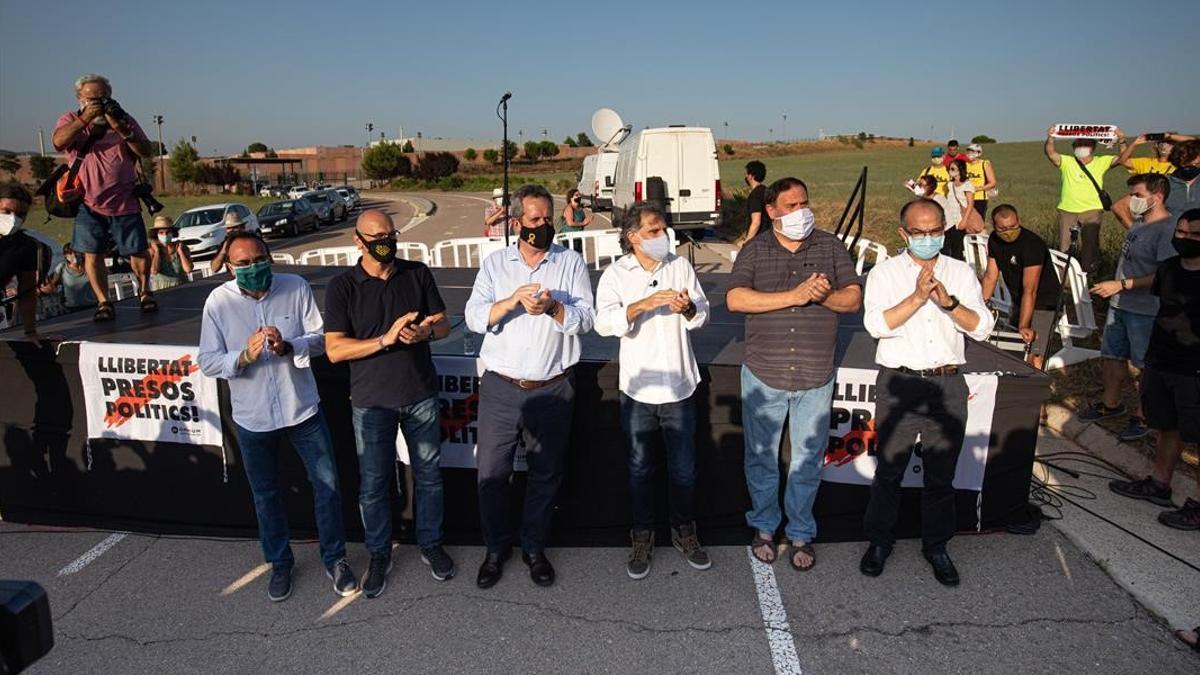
[591,108,630,148]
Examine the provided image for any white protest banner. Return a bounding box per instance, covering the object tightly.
[395,355,527,471]
[822,367,997,490]
[78,342,222,447]
[1050,123,1119,143]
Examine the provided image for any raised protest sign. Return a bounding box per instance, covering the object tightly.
[822,367,997,490]
[78,342,222,447]
[1051,124,1119,142]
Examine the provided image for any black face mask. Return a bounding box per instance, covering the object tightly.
[520,224,554,250]
[1172,237,1200,259]
[1173,165,1200,181]
[358,231,397,264]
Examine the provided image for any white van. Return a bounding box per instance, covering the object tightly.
[593,151,619,211]
[611,126,722,231]
[576,155,598,206]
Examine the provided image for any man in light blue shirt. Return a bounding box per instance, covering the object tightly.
[464,184,595,590]
[198,232,356,603]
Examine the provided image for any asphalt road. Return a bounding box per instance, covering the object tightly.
[4,519,1194,673]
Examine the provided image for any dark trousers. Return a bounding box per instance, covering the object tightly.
[476,370,575,554]
[863,370,967,553]
[619,393,697,530]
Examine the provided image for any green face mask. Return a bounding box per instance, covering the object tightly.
[233,260,272,293]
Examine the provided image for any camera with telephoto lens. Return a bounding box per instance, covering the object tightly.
[98,97,126,121]
[133,182,164,215]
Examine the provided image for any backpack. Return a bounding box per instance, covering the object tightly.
[35,126,105,219]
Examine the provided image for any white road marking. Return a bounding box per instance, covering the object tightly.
[57,533,127,576]
[747,546,803,675]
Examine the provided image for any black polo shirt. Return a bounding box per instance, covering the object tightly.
[986,228,1061,310]
[325,260,447,409]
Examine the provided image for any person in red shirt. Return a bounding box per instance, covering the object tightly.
[51,74,157,322]
[941,139,969,168]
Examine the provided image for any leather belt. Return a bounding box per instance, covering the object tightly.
[893,365,961,377]
[491,369,571,390]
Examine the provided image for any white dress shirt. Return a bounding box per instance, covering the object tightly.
[595,253,710,404]
[863,252,994,369]
[198,273,326,432]
[464,243,596,381]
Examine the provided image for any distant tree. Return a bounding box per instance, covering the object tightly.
[0,154,19,177]
[361,142,412,181]
[908,136,915,147]
[971,134,997,144]
[867,133,875,141]
[266,148,278,158]
[504,140,519,158]
[538,140,559,158]
[29,155,57,182]
[414,152,459,180]
[563,136,578,148]
[576,132,594,147]
[195,163,241,187]
[523,141,540,160]
[483,148,499,163]
[246,141,269,154]
[401,140,415,153]
[168,140,200,188]
[463,147,477,161]
[723,144,735,156]
[857,131,868,142]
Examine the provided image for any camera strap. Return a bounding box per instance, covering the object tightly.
[65,123,107,187]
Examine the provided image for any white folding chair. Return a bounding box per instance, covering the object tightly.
[1044,250,1101,370]
[844,237,890,275]
[962,234,990,277]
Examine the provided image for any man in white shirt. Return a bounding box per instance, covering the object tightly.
[595,203,711,579]
[198,232,357,603]
[860,198,994,587]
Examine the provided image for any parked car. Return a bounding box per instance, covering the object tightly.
[287,185,310,199]
[174,203,259,256]
[611,126,721,231]
[256,199,320,237]
[335,187,360,210]
[318,188,348,222]
[258,185,273,198]
[301,190,343,225]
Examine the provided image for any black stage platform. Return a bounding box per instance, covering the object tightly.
[0,266,1049,546]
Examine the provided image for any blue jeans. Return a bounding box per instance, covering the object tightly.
[1100,306,1155,369]
[620,393,697,530]
[72,204,148,256]
[234,409,347,571]
[740,367,834,543]
[352,396,444,553]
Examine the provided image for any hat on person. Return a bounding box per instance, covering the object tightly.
[223,211,247,229]
[151,215,174,231]
[931,146,945,157]
[967,143,983,153]
[491,188,504,198]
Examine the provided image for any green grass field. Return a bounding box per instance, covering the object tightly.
[718,140,1143,276]
[28,194,277,246]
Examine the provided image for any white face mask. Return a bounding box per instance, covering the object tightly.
[1129,195,1151,216]
[967,152,981,161]
[931,157,943,166]
[158,232,175,244]
[638,231,671,261]
[1073,146,1093,160]
[911,185,926,197]
[776,207,816,241]
[0,212,23,237]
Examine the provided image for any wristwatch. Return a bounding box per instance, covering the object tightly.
[940,295,960,311]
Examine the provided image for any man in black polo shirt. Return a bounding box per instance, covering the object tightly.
[727,177,863,571]
[980,204,1062,369]
[1109,209,1200,531]
[325,209,453,598]
[0,184,43,345]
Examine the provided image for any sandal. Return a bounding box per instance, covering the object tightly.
[93,301,115,322]
[1177,627,1200,653]
[750,532,776,565]
[789,542,816,572]
[139,292,158,313]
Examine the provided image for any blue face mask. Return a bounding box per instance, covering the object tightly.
[233,260,273,293]
[907,234,944,260]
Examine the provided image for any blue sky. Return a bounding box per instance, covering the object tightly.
[1,0,1195,154]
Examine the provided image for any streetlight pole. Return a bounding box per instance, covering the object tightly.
[365,122,373,148]
[782,114,787,143]
[723,121,728,140]
[153,115,165,191]
[37,127,45,156]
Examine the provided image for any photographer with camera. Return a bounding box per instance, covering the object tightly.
[52,74,157,322]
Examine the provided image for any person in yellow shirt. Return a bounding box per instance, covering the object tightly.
[1113,132,1198,227]
[964,143,998,218]
[1044,125,1124,275]
[912,147,949,196]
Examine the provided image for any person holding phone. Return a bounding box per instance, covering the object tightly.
[559,188,593,233]
[324,209,454,598]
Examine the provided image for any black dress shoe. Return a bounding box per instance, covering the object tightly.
[522,551,556,587]
[859,544,891,577]
[923,550,960,587]
[476,551,509,589]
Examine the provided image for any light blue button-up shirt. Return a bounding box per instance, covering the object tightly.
[465,243,596,380]
[198,273,326,432]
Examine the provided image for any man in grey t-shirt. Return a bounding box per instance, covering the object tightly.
[1080,174,1178,441]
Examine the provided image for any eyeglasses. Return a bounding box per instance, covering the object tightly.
[356,229,397,242]
[905,227,943,237]
[230,255,270,267]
